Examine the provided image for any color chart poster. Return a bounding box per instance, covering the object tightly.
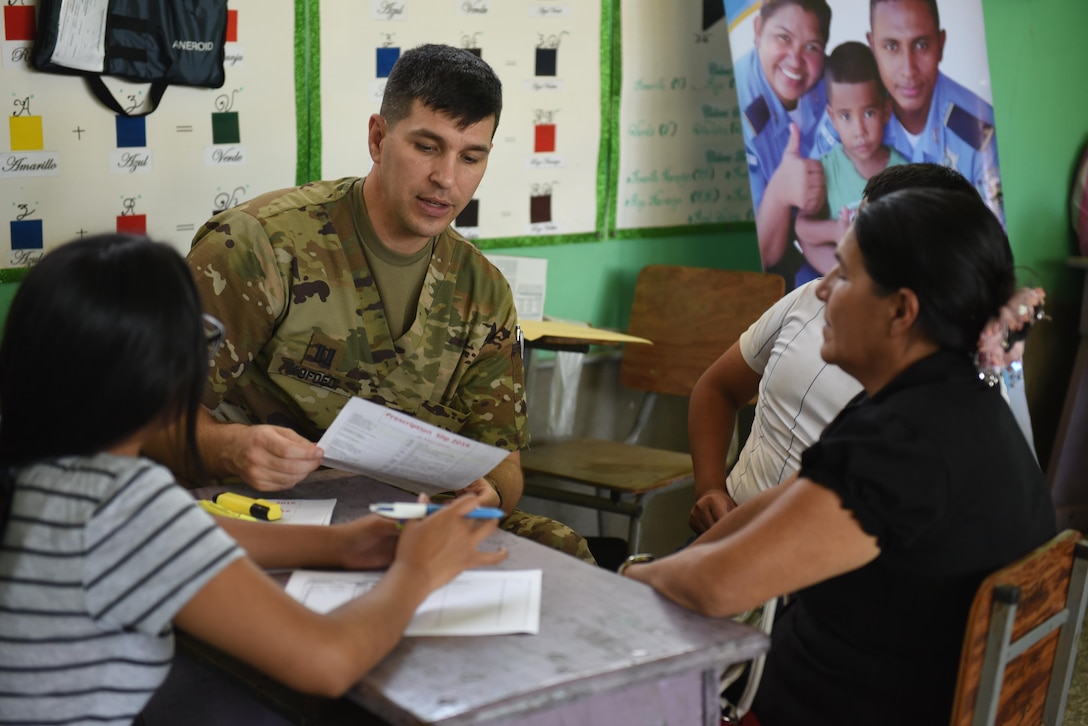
[724,0,1002,290]
[0,0,296,267]
[319,0,604,245]
[612,0,750,235]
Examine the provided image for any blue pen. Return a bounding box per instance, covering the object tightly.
[369,502,505,520]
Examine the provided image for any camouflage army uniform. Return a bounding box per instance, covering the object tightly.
[188,177,595,564]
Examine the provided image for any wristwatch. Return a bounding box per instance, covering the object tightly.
[617,553,655,576]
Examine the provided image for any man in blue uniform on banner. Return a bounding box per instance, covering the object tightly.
[815,0,1003,222]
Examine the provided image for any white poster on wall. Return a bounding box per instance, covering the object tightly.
[318,0,603,242]
[0,0,296,266]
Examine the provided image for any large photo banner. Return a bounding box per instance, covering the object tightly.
[724,0,1002,290]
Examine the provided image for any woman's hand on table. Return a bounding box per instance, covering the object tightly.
[331,515,402,570]
[392,494,508,592]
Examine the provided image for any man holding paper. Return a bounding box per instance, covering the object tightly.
[146,44,593,563]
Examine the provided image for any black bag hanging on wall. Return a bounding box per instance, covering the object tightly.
[31,0,228,116]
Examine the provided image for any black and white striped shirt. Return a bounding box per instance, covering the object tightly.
[0,454,243,725]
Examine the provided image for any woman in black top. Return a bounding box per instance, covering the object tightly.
[624,185,1056,725]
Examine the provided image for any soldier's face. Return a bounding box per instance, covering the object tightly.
[868,0,946,126]
[367,100,494,250]
[753,5,826,111]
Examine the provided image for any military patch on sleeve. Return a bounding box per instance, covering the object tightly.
[744,95,771,136]
[944,103,994,151]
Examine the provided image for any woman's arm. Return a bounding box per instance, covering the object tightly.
[687,343,761,532]
[215,514,400,571]
[626,476,879,617]
[174,495,507,697]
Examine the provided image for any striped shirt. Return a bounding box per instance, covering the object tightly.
[729,281,862,505]
[0,454,243,725]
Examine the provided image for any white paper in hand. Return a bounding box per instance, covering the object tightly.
[316,397,509,495]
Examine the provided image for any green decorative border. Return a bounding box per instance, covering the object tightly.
[295,0,322,185]
[0,268,29,284]
[609,220,754,239]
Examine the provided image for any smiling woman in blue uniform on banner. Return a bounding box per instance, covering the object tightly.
[730,0,833,281]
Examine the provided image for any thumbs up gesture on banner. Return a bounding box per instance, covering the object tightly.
[776,123,826,214]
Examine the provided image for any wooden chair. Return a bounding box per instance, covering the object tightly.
[520,265,785,554]
[950,529,1088,726]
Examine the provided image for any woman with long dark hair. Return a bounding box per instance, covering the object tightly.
[0,234,505,723]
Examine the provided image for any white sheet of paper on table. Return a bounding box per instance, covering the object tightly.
[285,569,542,636]
[267,499,337,526]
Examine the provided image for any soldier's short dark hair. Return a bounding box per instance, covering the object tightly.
[380,44,503,136]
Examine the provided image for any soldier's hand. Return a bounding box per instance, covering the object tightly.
[224,424,324,491]
[454,478,502,509]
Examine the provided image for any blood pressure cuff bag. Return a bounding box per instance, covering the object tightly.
[32,0,228,116]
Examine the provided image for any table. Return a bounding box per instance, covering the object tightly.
[184,470,768,726]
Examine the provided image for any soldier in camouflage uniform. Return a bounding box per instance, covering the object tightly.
[153,44,594,564]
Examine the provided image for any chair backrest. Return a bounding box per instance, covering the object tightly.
[619,265,785,397]
[950,529,1088,726]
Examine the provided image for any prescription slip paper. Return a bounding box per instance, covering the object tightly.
[268,499,336,526]
[285,569,542,636]
[316,397,509,495]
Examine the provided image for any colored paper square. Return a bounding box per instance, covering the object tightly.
[226,9,238,42]
[115,115,146,148]
[211,112,240,144]
[116,214,147,235]
[530,195,551,224]
[534,124,556,153]
[456,199,479,228]
[9,115,43,151]
[376,47,400,79]
[9,219,42,250]
[702,0,725,31]
[3,5,35,41]
[535,47,557,77]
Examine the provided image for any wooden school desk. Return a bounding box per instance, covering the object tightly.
[517,317,651,393]
[185,470,768,726]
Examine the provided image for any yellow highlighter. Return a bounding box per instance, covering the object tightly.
[199,499,258,522]
[212,492,283,522]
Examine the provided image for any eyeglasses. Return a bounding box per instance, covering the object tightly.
[203,313,225,359]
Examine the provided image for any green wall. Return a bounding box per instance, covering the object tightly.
[486,229,761,331]
[980,0,1088,469]
[1,0,1084,467]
